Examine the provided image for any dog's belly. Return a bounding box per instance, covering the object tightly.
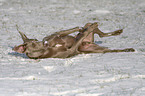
[62,36,75,48]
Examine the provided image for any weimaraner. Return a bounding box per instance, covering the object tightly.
[13,22,135,59]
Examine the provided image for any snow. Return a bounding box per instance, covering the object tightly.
[92,10,111,14]
[0,0,145,96]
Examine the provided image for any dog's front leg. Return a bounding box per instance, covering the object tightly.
[54,27,81,36]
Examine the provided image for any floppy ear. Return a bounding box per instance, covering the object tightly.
[13,44,26,53]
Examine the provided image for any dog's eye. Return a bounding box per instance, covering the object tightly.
[44,41,49,46]
[44,41,48,44]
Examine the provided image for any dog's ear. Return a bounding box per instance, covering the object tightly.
[16,25,31,43]
[13,44,27,53]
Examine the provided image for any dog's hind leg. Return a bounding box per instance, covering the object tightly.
[53,23,98,58]
[79,22,123,43]
[93,27,123,38]
[103,48,135,53]
[79,43,135,53]
[70,23,98,53]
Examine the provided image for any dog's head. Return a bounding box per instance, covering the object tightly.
[13,40,45,56]
[13,28,47,59]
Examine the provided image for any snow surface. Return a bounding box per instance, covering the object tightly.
[0,0,145,96]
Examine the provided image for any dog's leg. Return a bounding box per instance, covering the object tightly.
[43,27,81,46]
[43,27,80,41]
[91,48,135,53]
[75,23,95,42]
[69,23,98,54]
[93,28,123,38]
[103,48,135,53]
[78,22,123,43]
[55,23,94,36]
[53,23,98,58]
[79,43,135,53]
[54,27,81,36]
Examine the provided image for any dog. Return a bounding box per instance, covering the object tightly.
[13,22,135,59]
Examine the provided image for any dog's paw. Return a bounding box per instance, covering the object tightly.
[111,29,123,36]
[124,48,135,52]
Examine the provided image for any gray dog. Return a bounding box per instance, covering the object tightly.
[13,22,135,59]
